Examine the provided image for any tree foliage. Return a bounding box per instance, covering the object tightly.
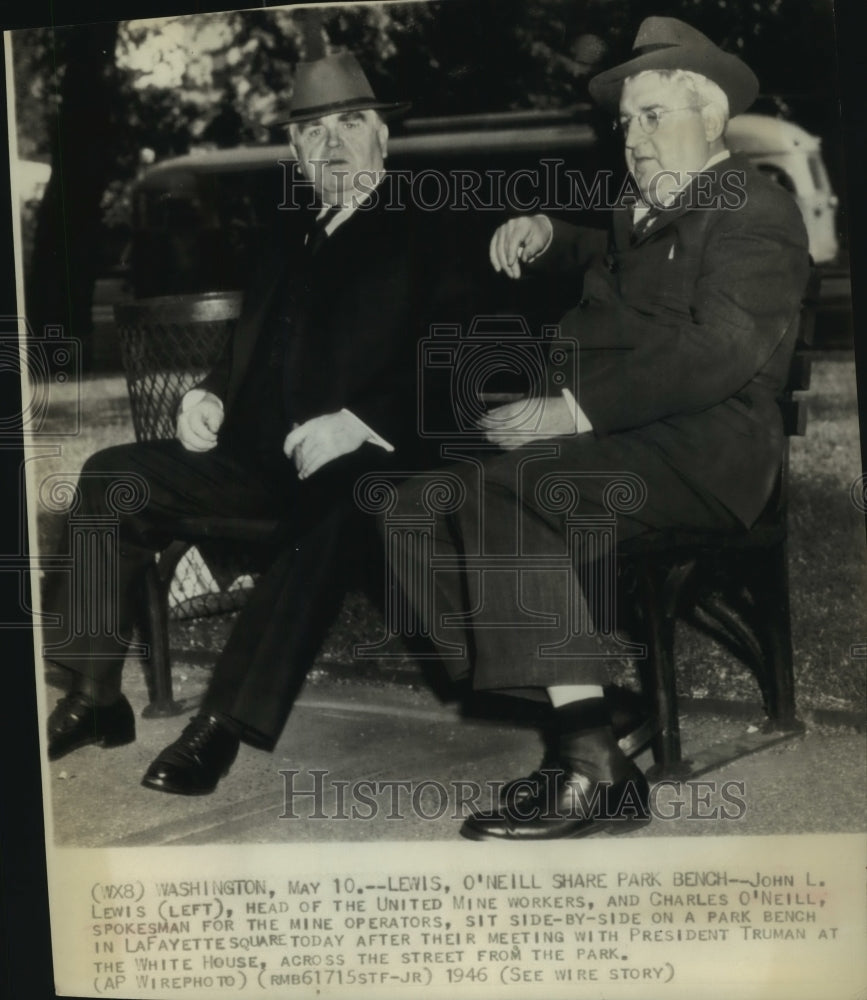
[12,0,842,370]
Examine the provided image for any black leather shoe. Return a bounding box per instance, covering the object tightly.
[499,753,558,806]
[462,761,650,841]
[48,692,135,760]
[141,715,239,795]
[499,688,656,805]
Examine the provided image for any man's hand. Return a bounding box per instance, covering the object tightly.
[176,391,224,452]
[478,395,578,449]
[489,215,553,279]
[283,411,369,479]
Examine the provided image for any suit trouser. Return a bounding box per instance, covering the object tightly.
[384,433,740,692]
[42,438,374,749]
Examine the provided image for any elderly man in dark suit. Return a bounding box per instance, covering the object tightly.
[45,53,463,794]
[386,17,810,840]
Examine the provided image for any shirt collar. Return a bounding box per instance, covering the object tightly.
[633,149,731,221]
[315,174,385,236]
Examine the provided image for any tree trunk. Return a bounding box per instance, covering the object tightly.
[300,10,326,60]
[25,21,119,372]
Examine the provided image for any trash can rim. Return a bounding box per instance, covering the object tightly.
[114,290,243,324]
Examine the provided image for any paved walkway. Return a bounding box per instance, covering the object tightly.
[45,659,866,846]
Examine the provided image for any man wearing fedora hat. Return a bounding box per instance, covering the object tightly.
[43,53,468,794]
[385,17,811,839]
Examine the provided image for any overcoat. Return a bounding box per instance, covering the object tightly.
[200,190,464,464]
[539,153,811,526]
[391,155,813,691]
[46,187,475,746]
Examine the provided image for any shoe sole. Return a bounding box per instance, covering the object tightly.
[140,775,218,796]
[48,731,136,762]
[140,764,233,796]
[459,814,651,842]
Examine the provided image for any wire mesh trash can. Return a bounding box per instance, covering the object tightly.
[115,291,242,441]
[114,291,263,620]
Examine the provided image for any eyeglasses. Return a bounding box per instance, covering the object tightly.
[613,107,701,136]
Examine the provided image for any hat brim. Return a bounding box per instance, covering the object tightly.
[270,97,411,127]
[588,48,758,117]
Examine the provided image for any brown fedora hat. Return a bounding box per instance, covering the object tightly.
[271,52,410,126]
[588,17,758,116]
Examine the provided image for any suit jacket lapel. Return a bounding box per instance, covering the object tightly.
[225,248,293,413]
[630,194,692,247]
[629,156,741,247]
[308,193,390,262]
[613,207,633,251]
[225,192,395,415]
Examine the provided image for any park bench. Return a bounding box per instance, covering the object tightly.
[114,277,817,777]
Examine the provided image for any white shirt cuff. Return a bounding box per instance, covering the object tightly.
[561,388,593,434]
[341,408,395,452]
[180,388,223,413]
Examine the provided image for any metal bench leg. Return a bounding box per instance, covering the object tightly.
[635,559,692,779]
[140,542,190,718]
[751,540,803,732]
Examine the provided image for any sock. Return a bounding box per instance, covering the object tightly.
[70,671,122,708]
[551,696,612,735]
[549,697,635,780]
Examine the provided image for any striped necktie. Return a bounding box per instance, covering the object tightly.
[307,205,342,255]
[631,207,662,243]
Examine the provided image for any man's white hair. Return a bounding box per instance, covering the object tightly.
[626,69,730,124]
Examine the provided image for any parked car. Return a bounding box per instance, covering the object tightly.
[127,109,601,298]
[124,109,843,295]
[726,113,840,265]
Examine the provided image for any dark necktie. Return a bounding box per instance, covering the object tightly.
[307,205,342,255]
[631,207,661,243]
[631,184,692,243]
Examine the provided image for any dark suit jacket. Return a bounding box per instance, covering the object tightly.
[535,155,810,525]
[197,189,468,466]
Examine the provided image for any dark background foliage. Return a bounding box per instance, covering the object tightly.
[0,3,863,997]
[9,0,845,368]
